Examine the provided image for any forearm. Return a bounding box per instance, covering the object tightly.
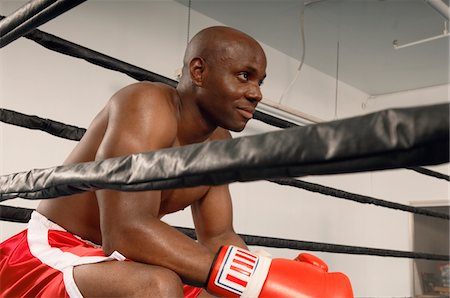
[200,230,247,254]
[103,217,214,287]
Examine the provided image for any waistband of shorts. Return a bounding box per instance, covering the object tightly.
[29,211,103,249]
[30,211,67,232]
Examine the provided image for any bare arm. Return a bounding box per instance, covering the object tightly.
[95,83,214,286]
[191,184,247,253]
[191,129,247,253]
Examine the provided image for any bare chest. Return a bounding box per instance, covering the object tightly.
[159,185,209,217]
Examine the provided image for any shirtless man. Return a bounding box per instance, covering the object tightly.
[1,26,353,298]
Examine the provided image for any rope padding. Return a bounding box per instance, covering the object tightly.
[0,103,448,201]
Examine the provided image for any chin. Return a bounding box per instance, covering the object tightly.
[229,126,245,132]
[227,121,247,132]
[219,116,248,132]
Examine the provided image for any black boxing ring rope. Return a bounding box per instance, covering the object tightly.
[0,0,86,48]
[0,108,86,141]
[2,107,448,183]
[0,103,448,201]
[0,0,57,37]
[1,108,449,221]
[406,166,450,182]
[1,4,449,262]
[1,205,448,262]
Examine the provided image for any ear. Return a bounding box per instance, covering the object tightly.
[189,57,207,87]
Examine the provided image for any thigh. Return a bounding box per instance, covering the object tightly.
[73,261,184,298]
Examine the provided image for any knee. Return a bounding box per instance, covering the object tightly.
[137,267,184,297]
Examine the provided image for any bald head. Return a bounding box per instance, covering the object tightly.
[181,26,266,77]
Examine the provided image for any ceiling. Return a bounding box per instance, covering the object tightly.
[177,0,449,96]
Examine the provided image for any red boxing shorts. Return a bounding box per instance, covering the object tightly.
[0,211,203,298]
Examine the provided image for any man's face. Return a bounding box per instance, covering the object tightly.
[198,40,267,132]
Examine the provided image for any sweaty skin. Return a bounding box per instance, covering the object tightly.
[37,26,267,297]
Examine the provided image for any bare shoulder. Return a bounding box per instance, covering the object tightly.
[110,81,179,112]
[103,81,181,151]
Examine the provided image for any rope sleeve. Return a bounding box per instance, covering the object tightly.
[0,108,86,141]
[0,1,87,48]
[0,0,56,36]
[0,103,448,201]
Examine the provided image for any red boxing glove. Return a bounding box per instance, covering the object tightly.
[294,252,329,272]
[207,246,353,298]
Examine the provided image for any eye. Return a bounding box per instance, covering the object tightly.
[258,80,264,86]
[237,72,249,81]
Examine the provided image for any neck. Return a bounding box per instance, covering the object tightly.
[176,84,217,145]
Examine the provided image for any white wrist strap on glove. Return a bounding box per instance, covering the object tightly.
[210,246,272,297]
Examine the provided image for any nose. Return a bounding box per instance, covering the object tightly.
[245,83,263,103]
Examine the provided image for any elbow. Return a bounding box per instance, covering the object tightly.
[101,226,130,256]
[100,224,151,261]
[102,238,115,256]
[101,232,119,256]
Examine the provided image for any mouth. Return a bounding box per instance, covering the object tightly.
[236,107,254,120]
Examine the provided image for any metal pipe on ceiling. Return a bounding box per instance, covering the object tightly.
[425,0,449,21]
